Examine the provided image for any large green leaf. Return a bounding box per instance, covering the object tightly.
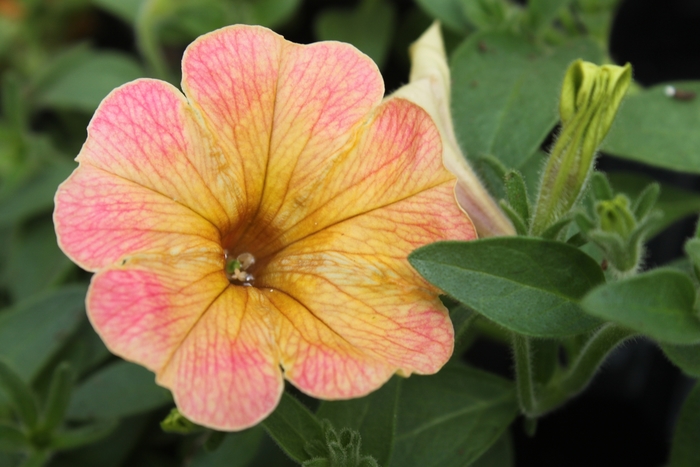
[67,361,172,420]
[390,365,517,467]
[50,415,149,467]
[471,433,514,467]
[660,342,700,378]
[0,286,86,381]
[92,0,143,24]
[451,32,603,168]
[602,82,700,173]
[0,158,75,228]
[409,237,604,337]
[525,0,574,33]
[191,426,265,467]
[415,0,471,33]
[316,376,400,466]
[4,220,73,301]
[669,383,700,467]
[607,171,700,237]
[261,391,324,463]
[315,0,396,68]
[581,269,700,344]
[36,52,144,113]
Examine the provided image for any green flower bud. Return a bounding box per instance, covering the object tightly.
[596,195,636,238]
[531,60,632,236]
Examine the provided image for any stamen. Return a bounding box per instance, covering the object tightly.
[225,252,256,286]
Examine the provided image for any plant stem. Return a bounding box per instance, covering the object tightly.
[533,324,635,417]
[512,333,536,416]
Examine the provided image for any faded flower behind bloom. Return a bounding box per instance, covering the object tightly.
[391,22,514,238]
[54,25,477,430]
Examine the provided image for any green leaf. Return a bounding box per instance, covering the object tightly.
[92,0,143,24]
[50,420,118,451]
[525,0,574,33]
[49,415,149,467]
[450,32,603,168]
[669,383,700,467]
[471,432,513,467]
[581,269,700,344]
[191,426,265,467]
[660,342,700,378]
[390,365,517,467]
[39,363,74,434]
[0,359,38,429]
[316,377,400,466]
[5,220,73,301]
[602,82,700,173]
[66,361,172,420]
[409,237,603,337]
[415,0,471,33]
[315,0,396,68]
[0,158,75,227]
[0,423,30,452]
[262,392,324,463]
[607,172,700,238]
[245,0,301,28]
[36,52,144,113]
[0,286,87,381]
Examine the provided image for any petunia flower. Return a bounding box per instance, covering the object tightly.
[391,22,514,238]
[54,24,476,430]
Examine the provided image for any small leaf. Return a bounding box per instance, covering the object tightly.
[262,392,324,463]
[315,0,396,68]
[316,377,400,466]
[602,82,700,173]
[607,172,700,238]
[669,383,700,467]
[0,359,38,429]
[581,269,700,344]
[0,286,86,382]
[66,361,172,420]
[504,170,530,226]
[390,365,517,467]
[632,182,660,220]
[451,31,603,169]
[409,237,603,337]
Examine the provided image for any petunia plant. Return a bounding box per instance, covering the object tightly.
[2,1,700,466]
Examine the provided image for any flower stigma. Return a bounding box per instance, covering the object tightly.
[225,251,256,286]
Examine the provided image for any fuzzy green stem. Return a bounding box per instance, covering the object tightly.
[533,324,635,417]
[513,334,537,416]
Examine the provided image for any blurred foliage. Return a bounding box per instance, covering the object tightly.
[1,0,700,466]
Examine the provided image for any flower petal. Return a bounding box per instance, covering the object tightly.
[158,286,283,430]
[87,244,227,373]
[55,165,220,271]
[181,25,283,228]
[74,78,238,233]
[181,25,384,248]
[260,183,476,376]
[263,289,395,399]
[238,97,453,258]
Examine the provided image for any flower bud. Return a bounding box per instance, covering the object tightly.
[531,60,632,236]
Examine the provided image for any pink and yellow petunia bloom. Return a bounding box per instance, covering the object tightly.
[54,24,476,430]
